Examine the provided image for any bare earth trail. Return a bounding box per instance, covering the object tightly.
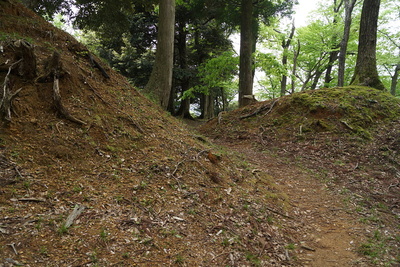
[216,141,371,266]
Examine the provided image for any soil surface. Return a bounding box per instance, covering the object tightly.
[216,141,368,266]
[0,1,399,266]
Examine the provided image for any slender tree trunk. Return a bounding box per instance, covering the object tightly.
[351,0,385,90]
[202,93,214,119]
[238,0,254,107]
[144,0,176,109]
[280,23,295,96]
[338,0,357,87]
[324,0,343,86]
[291,39,300,94]
[391,63,399,96]
[312,70,324,90]
[175,21,192,118]
[324,50,339,86]
[220,87,227,111]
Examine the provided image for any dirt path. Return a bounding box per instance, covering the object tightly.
[221,142,371,266]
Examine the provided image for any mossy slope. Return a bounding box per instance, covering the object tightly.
[202,86,400,141]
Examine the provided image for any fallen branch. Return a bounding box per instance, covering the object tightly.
[301,245,316,251]
[340,120,354,131]
[265,206,294,219]
[16,197,46,202]
[8,243,18,255]
[88,53,110,79]
[64,204,85,228]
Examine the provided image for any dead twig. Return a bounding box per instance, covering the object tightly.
[64,204,85,228]
[16,197,46,202]
[301,245,316,251]
[265,206,294,219]
[8,243,18,255]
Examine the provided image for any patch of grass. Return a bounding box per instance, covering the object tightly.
[221,238,230,247]
[35,216,44,230]
[245,252,261,266]
[358,230,395,264]
[285,243,296,250]
[174,254,185,264]
[39,246,48,256]
[122,252,130,259]
[57,224,68,235]
[73,185,82,193]
[99,228,109,242]
[89,251,98,263]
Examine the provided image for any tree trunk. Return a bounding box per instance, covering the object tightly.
[202,93,214,120]
[338,0,357,87]
[280,23,295,96]
[311,69,324,90]
[324,50,339,86]
[291,39,300,94]
[390,63,399,96]
[324,0,342,87]
[144,0,176,109]
[238,0,254,107]
[351,0,385,90]
[175,21,192,118]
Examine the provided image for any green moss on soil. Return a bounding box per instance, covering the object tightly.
[202,86,400,141]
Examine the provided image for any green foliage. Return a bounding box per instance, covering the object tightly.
[184,51,238,99]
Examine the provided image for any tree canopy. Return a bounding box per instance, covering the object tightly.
[23,0,400,118]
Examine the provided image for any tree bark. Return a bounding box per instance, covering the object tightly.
[175,21,192,119]
[338,0,357,87]
[324,0,343,86]
[144,0,176,109]
[390,63,399,96]
[238,0,254,107]
[291,39,301,94]
[351,0,385,90]
[280,23,295,96]
[202,93,214,120]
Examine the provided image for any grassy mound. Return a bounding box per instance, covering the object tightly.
[201,86,400,142]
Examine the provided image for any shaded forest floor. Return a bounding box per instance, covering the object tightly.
[198,89,400,266]
[0,1,399,266]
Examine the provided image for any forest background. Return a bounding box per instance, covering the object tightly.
[23,0,400,119]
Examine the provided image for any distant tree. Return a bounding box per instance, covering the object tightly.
[376,0,400,95]
[323,0,343,87]
[173,0,233,118]
[144,0,176,109]
[279,22,295,96]
[338,0,358,87]
[183,51,238,118]
[20,0,72,18]
[351,0,385,90]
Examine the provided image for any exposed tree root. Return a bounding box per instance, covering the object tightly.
[36,51,86,125]
[52,75,86,125]
[240,99,279,120]
[0,59,23,122]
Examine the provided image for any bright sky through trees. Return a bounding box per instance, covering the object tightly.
[293,0,318,27]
